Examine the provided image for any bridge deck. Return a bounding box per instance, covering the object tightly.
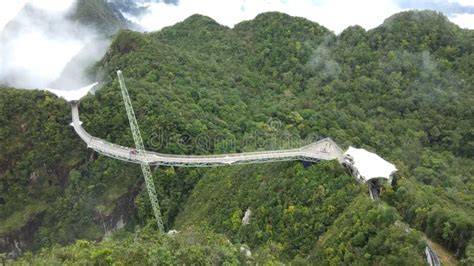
[71,103,343,167]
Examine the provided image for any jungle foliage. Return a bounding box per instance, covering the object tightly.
[0,10,473,264]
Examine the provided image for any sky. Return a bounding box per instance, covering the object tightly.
[0,0,472,89]
[1,0,473,34]
[122,0,474,33]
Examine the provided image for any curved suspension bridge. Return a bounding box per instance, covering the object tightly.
[66,70,345,231]
[71,103,344,167]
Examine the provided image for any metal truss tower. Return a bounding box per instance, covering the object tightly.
[117,70,164,232]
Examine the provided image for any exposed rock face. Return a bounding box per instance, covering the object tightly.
[167,230,179,235]
[0,184,140,259]
[242,208,252,225]
[94,185,141,235]
[240,245,252,258]
[0,212,45,259]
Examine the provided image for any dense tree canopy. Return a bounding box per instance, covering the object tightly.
[0,10,472,264]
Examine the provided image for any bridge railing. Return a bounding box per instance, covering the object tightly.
[71,104,342,164]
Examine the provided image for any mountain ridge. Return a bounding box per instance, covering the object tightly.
[0,10,472,264]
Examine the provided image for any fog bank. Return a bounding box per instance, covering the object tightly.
[0,0,104,90]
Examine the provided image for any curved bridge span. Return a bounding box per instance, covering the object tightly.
[71,103,344,167]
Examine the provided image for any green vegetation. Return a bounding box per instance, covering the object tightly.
[0,89,142,248]
[384,178,473,257]
[0,202,47,236]
[68,0,132,35]
[312,196,426,265]
[173,161,428,264]
[13,226,243,265]
[175,161,361,259]
[0,10,472,264]
[0,89,85,222]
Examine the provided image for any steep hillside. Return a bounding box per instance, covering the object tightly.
[175,162,361,256]
[12,226,244,265]
[0,89,144,256]
[311,195,426,265]
[173,161,427,264]
[68,0,136,35]
[0,10,473,263]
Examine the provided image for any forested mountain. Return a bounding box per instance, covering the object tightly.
[0,10,473,264]
[69,0,139,34]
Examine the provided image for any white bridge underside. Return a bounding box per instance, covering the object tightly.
[71,103,344,167]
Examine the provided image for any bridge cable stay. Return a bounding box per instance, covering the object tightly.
[117,70,164,232]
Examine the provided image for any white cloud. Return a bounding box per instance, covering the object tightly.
[0,0,103,89]
[449,0,474,29]
[0,1,28,32]
[29,0,75,12]
[0,0,76,32]
[449,0,474,6]
[449,13,474,28]
[2,30,85,88]
[131,0,403,33]
[127,0,474,33]
[303,0,402,33]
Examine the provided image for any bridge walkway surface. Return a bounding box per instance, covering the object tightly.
[71,103,344,167]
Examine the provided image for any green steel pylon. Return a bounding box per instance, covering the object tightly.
[117,70,164,232]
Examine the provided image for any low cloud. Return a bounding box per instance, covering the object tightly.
[306,44,341,80]
[0,0,103,89]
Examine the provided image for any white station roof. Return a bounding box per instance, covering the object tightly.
[44,82,98,102]
[344,146,397,182]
